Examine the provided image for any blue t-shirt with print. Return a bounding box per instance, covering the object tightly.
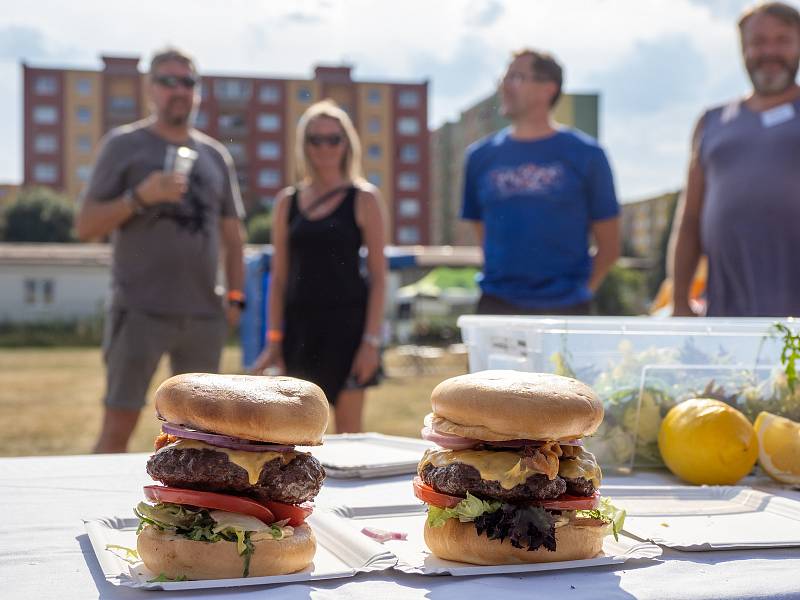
[461,127,619,309]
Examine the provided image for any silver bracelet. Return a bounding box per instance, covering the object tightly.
[362,333,381,348]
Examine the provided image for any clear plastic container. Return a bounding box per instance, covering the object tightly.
[457,316,800,473]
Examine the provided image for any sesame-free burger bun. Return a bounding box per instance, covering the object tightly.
[423,517,607,565]
[430,370,603,442]
[154,373,329,446]
[137,522,316,579]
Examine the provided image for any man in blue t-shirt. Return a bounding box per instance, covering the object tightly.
[462,49,620,314]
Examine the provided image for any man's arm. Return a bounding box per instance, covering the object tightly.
[668,116,706,316]
[75,172,186,240]
[220,216,246,327]
[588,216,621,292]
[471,221,484,247]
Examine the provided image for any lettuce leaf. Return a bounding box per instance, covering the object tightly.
[474,503,557,551]
[575,497,627,541]
[426,492,502,528]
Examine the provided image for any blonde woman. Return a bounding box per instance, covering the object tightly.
[252,100,387,433]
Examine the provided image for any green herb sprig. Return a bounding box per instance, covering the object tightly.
[772,323,800,392]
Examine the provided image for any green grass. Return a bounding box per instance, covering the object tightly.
[0,346,467,457]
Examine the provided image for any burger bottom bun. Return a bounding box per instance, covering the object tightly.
[137,523,316,580]
[424,517,608,565]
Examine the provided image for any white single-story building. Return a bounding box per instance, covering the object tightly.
[0,243,111,323]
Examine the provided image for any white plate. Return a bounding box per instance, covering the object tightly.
[608,484,800,550]
[299,433,434,478]
[83,511,396,590]
[327,503,662,575]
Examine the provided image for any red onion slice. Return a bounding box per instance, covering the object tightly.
[421,426,479,450]
[361,527,408,542]
[486,438,584,448]
[161,422,295,453]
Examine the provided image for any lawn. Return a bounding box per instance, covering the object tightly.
[0,346,467,457]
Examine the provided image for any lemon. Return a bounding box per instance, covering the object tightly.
[658,398,758,485]
[754,411,800,486]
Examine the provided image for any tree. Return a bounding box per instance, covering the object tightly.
[247,213,272,244]
[2,187,75,242]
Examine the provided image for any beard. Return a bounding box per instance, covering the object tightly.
[747,56,800,95]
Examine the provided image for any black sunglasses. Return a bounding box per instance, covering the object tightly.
[305,133,344,147]
[153,74,198,89]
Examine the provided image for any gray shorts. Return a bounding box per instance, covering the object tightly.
[102,308,227,410]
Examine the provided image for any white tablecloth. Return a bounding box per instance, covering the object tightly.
[3,453,800,599]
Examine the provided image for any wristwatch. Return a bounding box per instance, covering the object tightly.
[362,333,381,348]
[123,188,146,215]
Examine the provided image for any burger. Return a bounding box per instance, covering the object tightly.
[134,373,329,580]
[414,370,625,565]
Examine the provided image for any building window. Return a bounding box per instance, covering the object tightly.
[259,84,281,104]
[225,142,247,163]
[34,75,57,95]
[34,134,58,154]
[397,226,420,244]
[397,117,420,136]
[297,87,312,102]
[367,171,382,187]
[77,136,92,153]
[258,168,281,188]
[257,113,281,132]
[76,78,92,96]
[33,163,58,183]
[194,110,208,129]
[257,141,281,160]
[218,113,248,133]
[77,106,91,123]
[76,165,92,182]
[215,79,252,101]
[367,88,381,104]
[368,117,381,134]
[32,105,58,125]
[42,280,55,304]
[24,280,36,304]
[398,198,420,218]
[398,90,420,108]
[237,171,249,190]
[400,143,419,163]
[398,172,419,191]
[367,144,381,160]
[109,96,135,112]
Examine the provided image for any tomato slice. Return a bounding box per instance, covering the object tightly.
[534,491,601,511]
[412,476,464,509]
[143,485,275,525]
[262,500,313,527]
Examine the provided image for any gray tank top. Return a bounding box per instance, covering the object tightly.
[699,98,800,317]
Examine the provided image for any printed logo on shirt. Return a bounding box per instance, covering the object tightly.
[489,163,564,197]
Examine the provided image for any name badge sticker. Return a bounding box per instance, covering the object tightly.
[761,103,796,128]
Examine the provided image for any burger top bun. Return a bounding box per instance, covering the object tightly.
[155,374,329,445]
[430,370,603,442]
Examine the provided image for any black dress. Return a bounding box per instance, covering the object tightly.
[281,186,374,405]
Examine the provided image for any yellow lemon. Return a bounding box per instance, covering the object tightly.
[658,398,758,485]
[754,411,800,486]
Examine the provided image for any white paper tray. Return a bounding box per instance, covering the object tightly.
[608,484,800,550]
[83,511,396,591]
[299,433,435,479]
[327,503,662,575]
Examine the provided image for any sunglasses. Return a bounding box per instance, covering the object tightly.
[305,133,344,147]
[153,74,198,89]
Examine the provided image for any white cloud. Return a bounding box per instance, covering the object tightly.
[0,0,787,199]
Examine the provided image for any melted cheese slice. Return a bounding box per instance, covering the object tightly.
[419,446,560,490]
[157,438,298,485]
[558,448,602,489]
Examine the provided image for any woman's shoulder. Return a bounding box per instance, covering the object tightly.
[352,179,381,203]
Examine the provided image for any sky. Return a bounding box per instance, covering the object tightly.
[0,0,785,200]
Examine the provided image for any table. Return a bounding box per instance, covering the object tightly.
[3,453,800,599]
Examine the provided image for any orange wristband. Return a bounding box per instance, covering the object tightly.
[267,329,283,343]
[227,289,246,302]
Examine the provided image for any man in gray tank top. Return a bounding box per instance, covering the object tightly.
[670,2,800,317]
[75,48,245,452]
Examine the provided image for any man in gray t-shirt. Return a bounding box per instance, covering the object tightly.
[670,2,800,317]
[75,48,245,452]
